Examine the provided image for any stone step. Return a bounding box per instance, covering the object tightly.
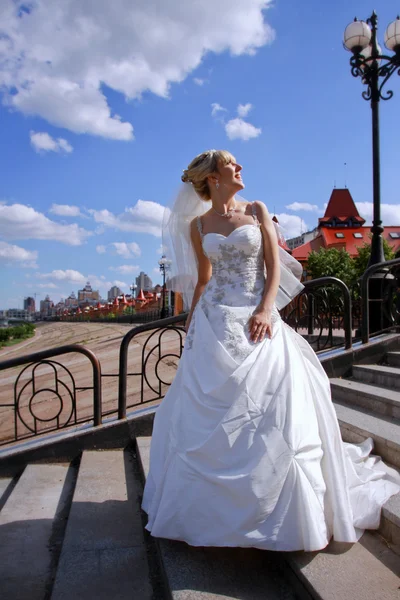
[0,463,73,600]
[352,364,400,391]
[51,449,153,600]
[387,352,400,368]
[334,401,400,552]
[137,436,400,600]
[287,532,400,600]
[334,401,400,469]
[0,476,15,511]
[136,437,300,600]
[330,378,400,419]
[381,492,400,556]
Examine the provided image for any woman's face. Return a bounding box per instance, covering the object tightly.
[215,158,244,193]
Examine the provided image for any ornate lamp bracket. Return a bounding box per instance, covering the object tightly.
[349,12,400,102]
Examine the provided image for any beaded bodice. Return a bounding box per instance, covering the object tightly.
[185,203,280,361]
[196,204,265,307]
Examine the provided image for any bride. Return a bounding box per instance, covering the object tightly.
[142,149,399,551]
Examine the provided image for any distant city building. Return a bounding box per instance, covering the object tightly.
[7,308,30,320]
[78,281,99,306]
[24,296,36,314]
[286,227,319,251]
[65,292,78,308]
[40,295,54,318]
[135,271,153,292]
[107,286,122,301]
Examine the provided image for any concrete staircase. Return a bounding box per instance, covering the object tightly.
[2,445,398,600]
[0,351,399,599]
[0,450,154,600]
[330,350,400,558]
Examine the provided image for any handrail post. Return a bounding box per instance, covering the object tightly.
[360,257,400,343]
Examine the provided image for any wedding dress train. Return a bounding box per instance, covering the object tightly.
[142,214,400,552]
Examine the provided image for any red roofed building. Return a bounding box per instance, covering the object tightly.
[136,289,146,302]
[291,188,400,267]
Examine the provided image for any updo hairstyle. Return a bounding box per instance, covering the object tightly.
[181,149,235,201]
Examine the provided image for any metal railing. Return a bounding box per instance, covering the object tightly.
[280,277,353,351]
[0,345,102,446]
[1,270,398,447]
[118,313,186,419]
[361,257,400,343]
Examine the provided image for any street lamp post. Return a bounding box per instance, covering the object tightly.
[343,13,400,267]
[129,282,137,319]
[159,255,172,319]
[344,13,400,334]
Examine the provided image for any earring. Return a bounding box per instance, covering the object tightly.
[216,181,220,190]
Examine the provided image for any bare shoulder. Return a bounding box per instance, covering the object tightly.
[189,215,198,228]
[252,200,270,219]
[189,215,201,235]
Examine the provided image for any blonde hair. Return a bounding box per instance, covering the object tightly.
[181,149,235,201]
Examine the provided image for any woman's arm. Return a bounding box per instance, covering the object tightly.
[185,218,212,332]
[248,201,280,342]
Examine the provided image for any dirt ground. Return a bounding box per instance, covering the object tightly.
[0,321,183,446]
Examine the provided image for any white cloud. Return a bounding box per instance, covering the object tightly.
[109,265,140,274]
[112,242,141,258]
[225,118,261,141]
[237,103,252,118]
[0,241,38,268]
[1,1,274,140]
[38,269,87,284]
[89,199,165,237]
[274,213,308,239]
[50,204,82,217]
[112,280,127,289]
[36,282,58,289]
[96,245,106,254]
[36,268,129,293]
[286,202,319,212]
[194,78,206,86]
[211,103,227,118]
[356,202,400,226]
[0,203,91,245]
[30,131,73,154]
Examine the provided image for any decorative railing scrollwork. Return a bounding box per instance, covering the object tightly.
[118,313,186,419]
[0,345,102,447]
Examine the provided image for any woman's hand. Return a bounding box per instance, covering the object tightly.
[248,309,273,343]
[185,319,191,333]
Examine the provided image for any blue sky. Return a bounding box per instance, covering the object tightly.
[0,0,399,309]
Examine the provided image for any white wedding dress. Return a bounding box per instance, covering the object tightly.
[142,208,400,552]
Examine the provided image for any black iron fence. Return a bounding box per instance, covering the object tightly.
[281,276,353,351]
[0,345,102,446]
[361,257,400,343]
[0,265,399,447]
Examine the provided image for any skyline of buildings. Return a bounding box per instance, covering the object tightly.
[31,273,155,319]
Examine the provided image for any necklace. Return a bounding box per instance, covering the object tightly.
[212,201,237,218]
